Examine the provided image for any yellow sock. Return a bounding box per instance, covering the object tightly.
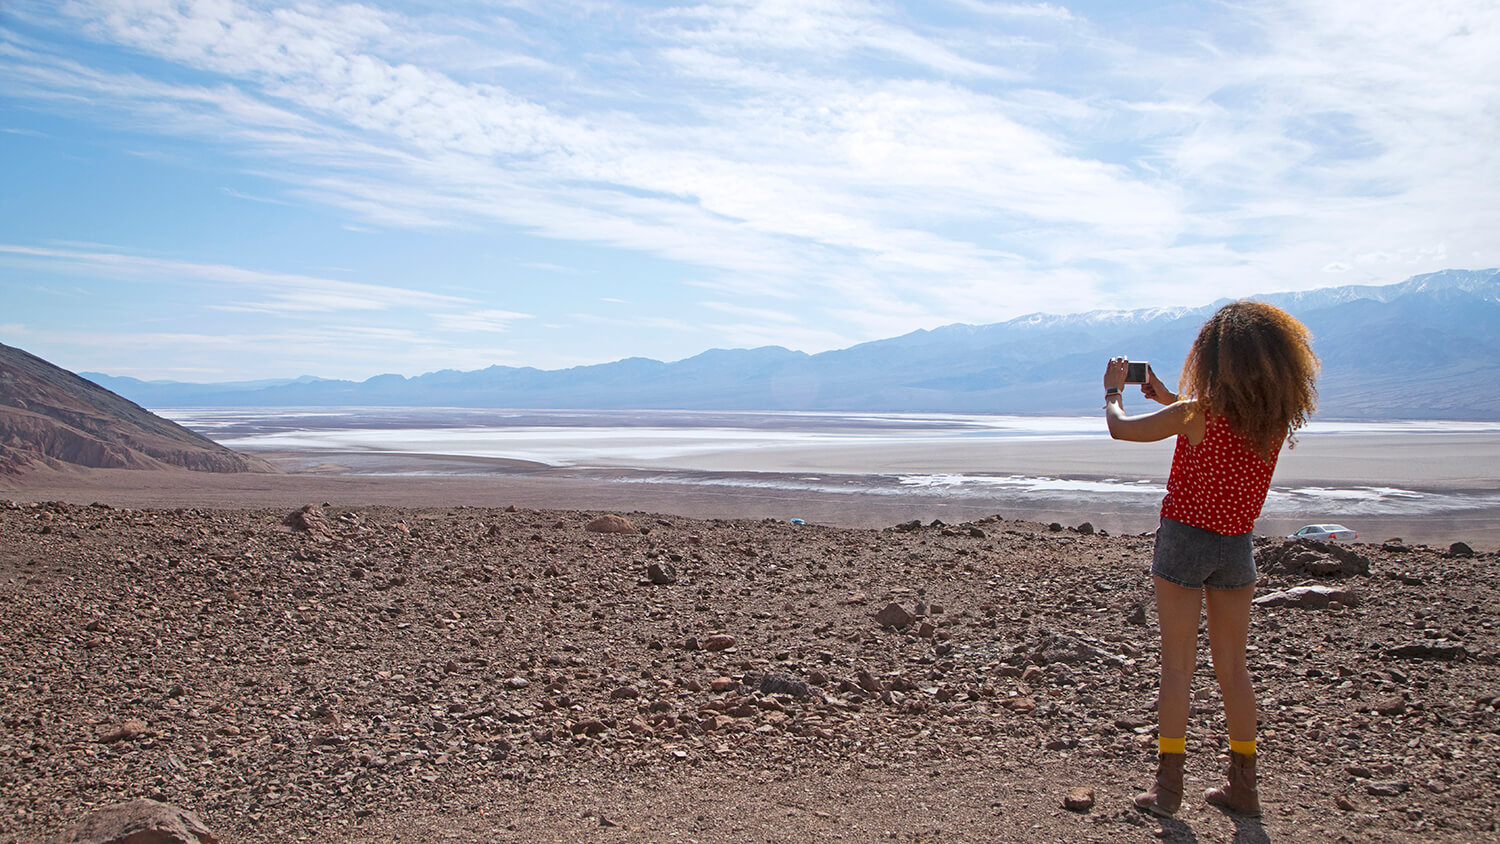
[1159,736,1186,755]
[1229,738,1257,756]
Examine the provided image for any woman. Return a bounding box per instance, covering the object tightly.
[1103,301,1318,818]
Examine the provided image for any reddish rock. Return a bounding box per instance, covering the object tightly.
[56,799,217,844]
[703,634,737,652]
[97,719,148,743]
[1063,787,1095,811]
[586,515,640,534]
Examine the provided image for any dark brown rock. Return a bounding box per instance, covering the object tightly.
[1257,539,1370,576]
[283,505,331,538]
[875,602,914,629]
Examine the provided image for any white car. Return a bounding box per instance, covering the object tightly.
[1288,524,1358,542]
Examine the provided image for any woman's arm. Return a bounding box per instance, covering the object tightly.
[1141,365,1178,405]
[1107,397,1198,442]
[1104,357,1199,443]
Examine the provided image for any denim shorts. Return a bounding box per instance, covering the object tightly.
[1151,517,1257,590]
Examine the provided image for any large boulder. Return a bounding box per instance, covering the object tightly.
[585,515,640,534]
[1254,585,1360,609]
[1257,538,1370,577]
[56,799,217,844]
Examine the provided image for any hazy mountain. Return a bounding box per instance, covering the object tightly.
[78,268,1500,420]
[0,343,274,475]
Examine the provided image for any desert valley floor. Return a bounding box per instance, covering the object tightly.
[2,480,1498,842]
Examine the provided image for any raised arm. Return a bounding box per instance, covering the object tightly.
[1104,357,1201,443]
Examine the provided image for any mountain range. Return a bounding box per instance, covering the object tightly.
[80,268,1500,420]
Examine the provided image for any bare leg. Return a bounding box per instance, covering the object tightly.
[1153,576,1203,740]
[1204,584,1257,742]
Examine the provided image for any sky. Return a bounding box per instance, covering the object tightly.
[2,0,1497,383]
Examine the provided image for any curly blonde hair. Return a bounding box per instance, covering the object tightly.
[1180,301,1320,459]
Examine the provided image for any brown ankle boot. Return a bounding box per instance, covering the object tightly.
[1134,752,1185,816]
[1205,750,1261,816]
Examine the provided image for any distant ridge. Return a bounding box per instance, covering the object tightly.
[0,343,273,476]
[80,268,1500,420]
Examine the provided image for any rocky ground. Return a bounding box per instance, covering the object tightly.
[1,499,1497,842]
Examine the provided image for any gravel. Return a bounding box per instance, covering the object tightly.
[2,500,1497,842]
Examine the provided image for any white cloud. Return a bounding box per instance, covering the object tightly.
[0,244,471,312]
[433,309,534,332]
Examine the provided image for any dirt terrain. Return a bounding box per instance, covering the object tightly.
[2,499,1497,842]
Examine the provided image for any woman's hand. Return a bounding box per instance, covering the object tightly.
[1103,357,1129,393]
[1141,366,1177,405]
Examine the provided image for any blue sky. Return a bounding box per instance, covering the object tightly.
[2,1,1496,382]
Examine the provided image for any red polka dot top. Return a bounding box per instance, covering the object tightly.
[1160,413,1281,536]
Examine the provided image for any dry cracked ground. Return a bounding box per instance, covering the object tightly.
[2,500,1498,842]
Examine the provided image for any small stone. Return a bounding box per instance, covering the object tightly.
[1335,795,1358,811]
[703,634,737,652]
[710,677,737,692]
[1063,787,1095,811]
[875,603,914,629]
[1365,780,1410,797]
[570,719,607,736]
[611,685,641,700]
[1448,541,1474,557]
[646,562,677,584]
[97,719,148,744]
[1374,695,1407,716]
